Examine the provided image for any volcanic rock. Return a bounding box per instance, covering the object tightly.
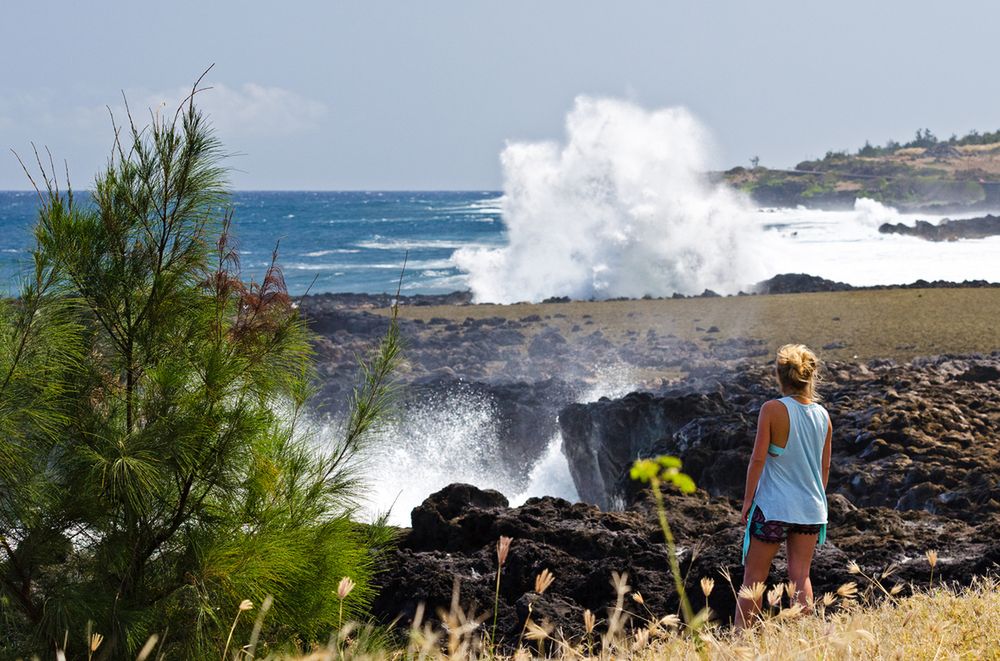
[372,483,1000,646]
[879,215,1000,241]
[559,354,1000,520]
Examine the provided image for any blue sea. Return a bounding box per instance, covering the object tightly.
[4,190,999,301]
[0,190,504,296]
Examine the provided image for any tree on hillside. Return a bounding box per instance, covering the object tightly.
[0,78,399,659]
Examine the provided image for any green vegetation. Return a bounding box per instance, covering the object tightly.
[0,81,399,658]
[630,457,701,634]
[727,126,1000,209]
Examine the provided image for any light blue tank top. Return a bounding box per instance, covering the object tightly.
[742,397,829,562]
[756,397,829,524]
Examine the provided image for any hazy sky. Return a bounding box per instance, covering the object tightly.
[2,1,998,190]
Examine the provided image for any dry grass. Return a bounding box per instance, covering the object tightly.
[384,288,1000,364]
[273,576,1000,661]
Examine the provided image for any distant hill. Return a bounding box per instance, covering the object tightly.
[723,129,1000,212]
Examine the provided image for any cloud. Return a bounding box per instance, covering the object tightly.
[137,83,329,137]
[0,81,329,187]
[1,82,328,140]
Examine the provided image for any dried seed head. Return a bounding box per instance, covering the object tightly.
[497,536,513,567]
[513,648,531,661]
[89,633,104,652]
[738,581,766,602]
[700,577,715,597]
[881,563,899,579]
[784,581,797,600]
[822,592,837,607]
[836,582,858,599]
[847,561,861,575]
[534,568,555,594]
[766,584,783,608]
[338,576,356,600]
[926,549,938,568]
[583,609,596,634]
[631,592,645,605]
[524,619,552,641]
[610,570,631,596]
[659,614,681,629]
[890,583,905,596]
[239,599,254,612]
[777,603,804,620]
[632,627,650,650]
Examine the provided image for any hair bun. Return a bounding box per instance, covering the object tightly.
[775,344,821,398]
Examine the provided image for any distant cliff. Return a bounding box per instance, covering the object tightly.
[723,133,1000,211]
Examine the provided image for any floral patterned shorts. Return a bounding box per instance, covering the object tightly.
[749,505,822,544]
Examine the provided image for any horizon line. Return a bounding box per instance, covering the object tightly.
[0,188,505,194]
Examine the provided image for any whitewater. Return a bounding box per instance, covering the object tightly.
[362,97,1000,524]
[454,96,1000,302]
[3,97,998,525]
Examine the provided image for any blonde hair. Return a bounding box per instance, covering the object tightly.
[775,343,820,400]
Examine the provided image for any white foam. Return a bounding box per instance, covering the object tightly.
[303,249,361,257]
[350,366,637,525]
[753,201,1000,285]
[356,238,503,251]
[454,97,763,303]
[509,434,579,506]
[355,388,505,525]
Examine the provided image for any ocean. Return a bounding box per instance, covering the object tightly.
[0,190,504,297]
[1,190,999,300]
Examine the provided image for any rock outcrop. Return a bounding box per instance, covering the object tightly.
[372,482,1000,646]
[559,354,1000,518]
[879,215,1000,241]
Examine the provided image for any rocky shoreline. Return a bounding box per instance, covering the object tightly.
[879,214,1000,241]
[373,354,1000,642]
[294,279,1000,641]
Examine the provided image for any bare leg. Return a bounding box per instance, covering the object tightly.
[735,537,780,630]
[785,532,819,612]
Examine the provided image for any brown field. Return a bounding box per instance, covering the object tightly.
[384,288,1000,364]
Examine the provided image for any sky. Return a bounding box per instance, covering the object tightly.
[1,1,998,190]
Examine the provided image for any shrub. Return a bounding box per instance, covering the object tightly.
[0,78,398,658]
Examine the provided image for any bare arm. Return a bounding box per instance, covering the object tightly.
[741,402,774,523]
[821,412,833,489]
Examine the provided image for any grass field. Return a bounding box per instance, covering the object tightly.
[385,288,1000,364]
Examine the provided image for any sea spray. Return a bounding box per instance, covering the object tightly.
[454,96,764,303]
[355,386,503,525]
[509,370,636,507]
[352,365,637,525]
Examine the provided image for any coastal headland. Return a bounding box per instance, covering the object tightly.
[297,279,1000,640]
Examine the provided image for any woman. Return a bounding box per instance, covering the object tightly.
[735,344,832,629]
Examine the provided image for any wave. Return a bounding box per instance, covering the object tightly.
[355,238,503,251]
[302,249,362,257]
[454,97,764,303]
[283,259,455,271]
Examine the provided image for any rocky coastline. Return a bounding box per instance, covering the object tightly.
[879,214,1000,241]
[371,354,1000,642]
[295,279,1000,642]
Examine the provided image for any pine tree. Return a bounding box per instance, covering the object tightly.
[1,77,399,659]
